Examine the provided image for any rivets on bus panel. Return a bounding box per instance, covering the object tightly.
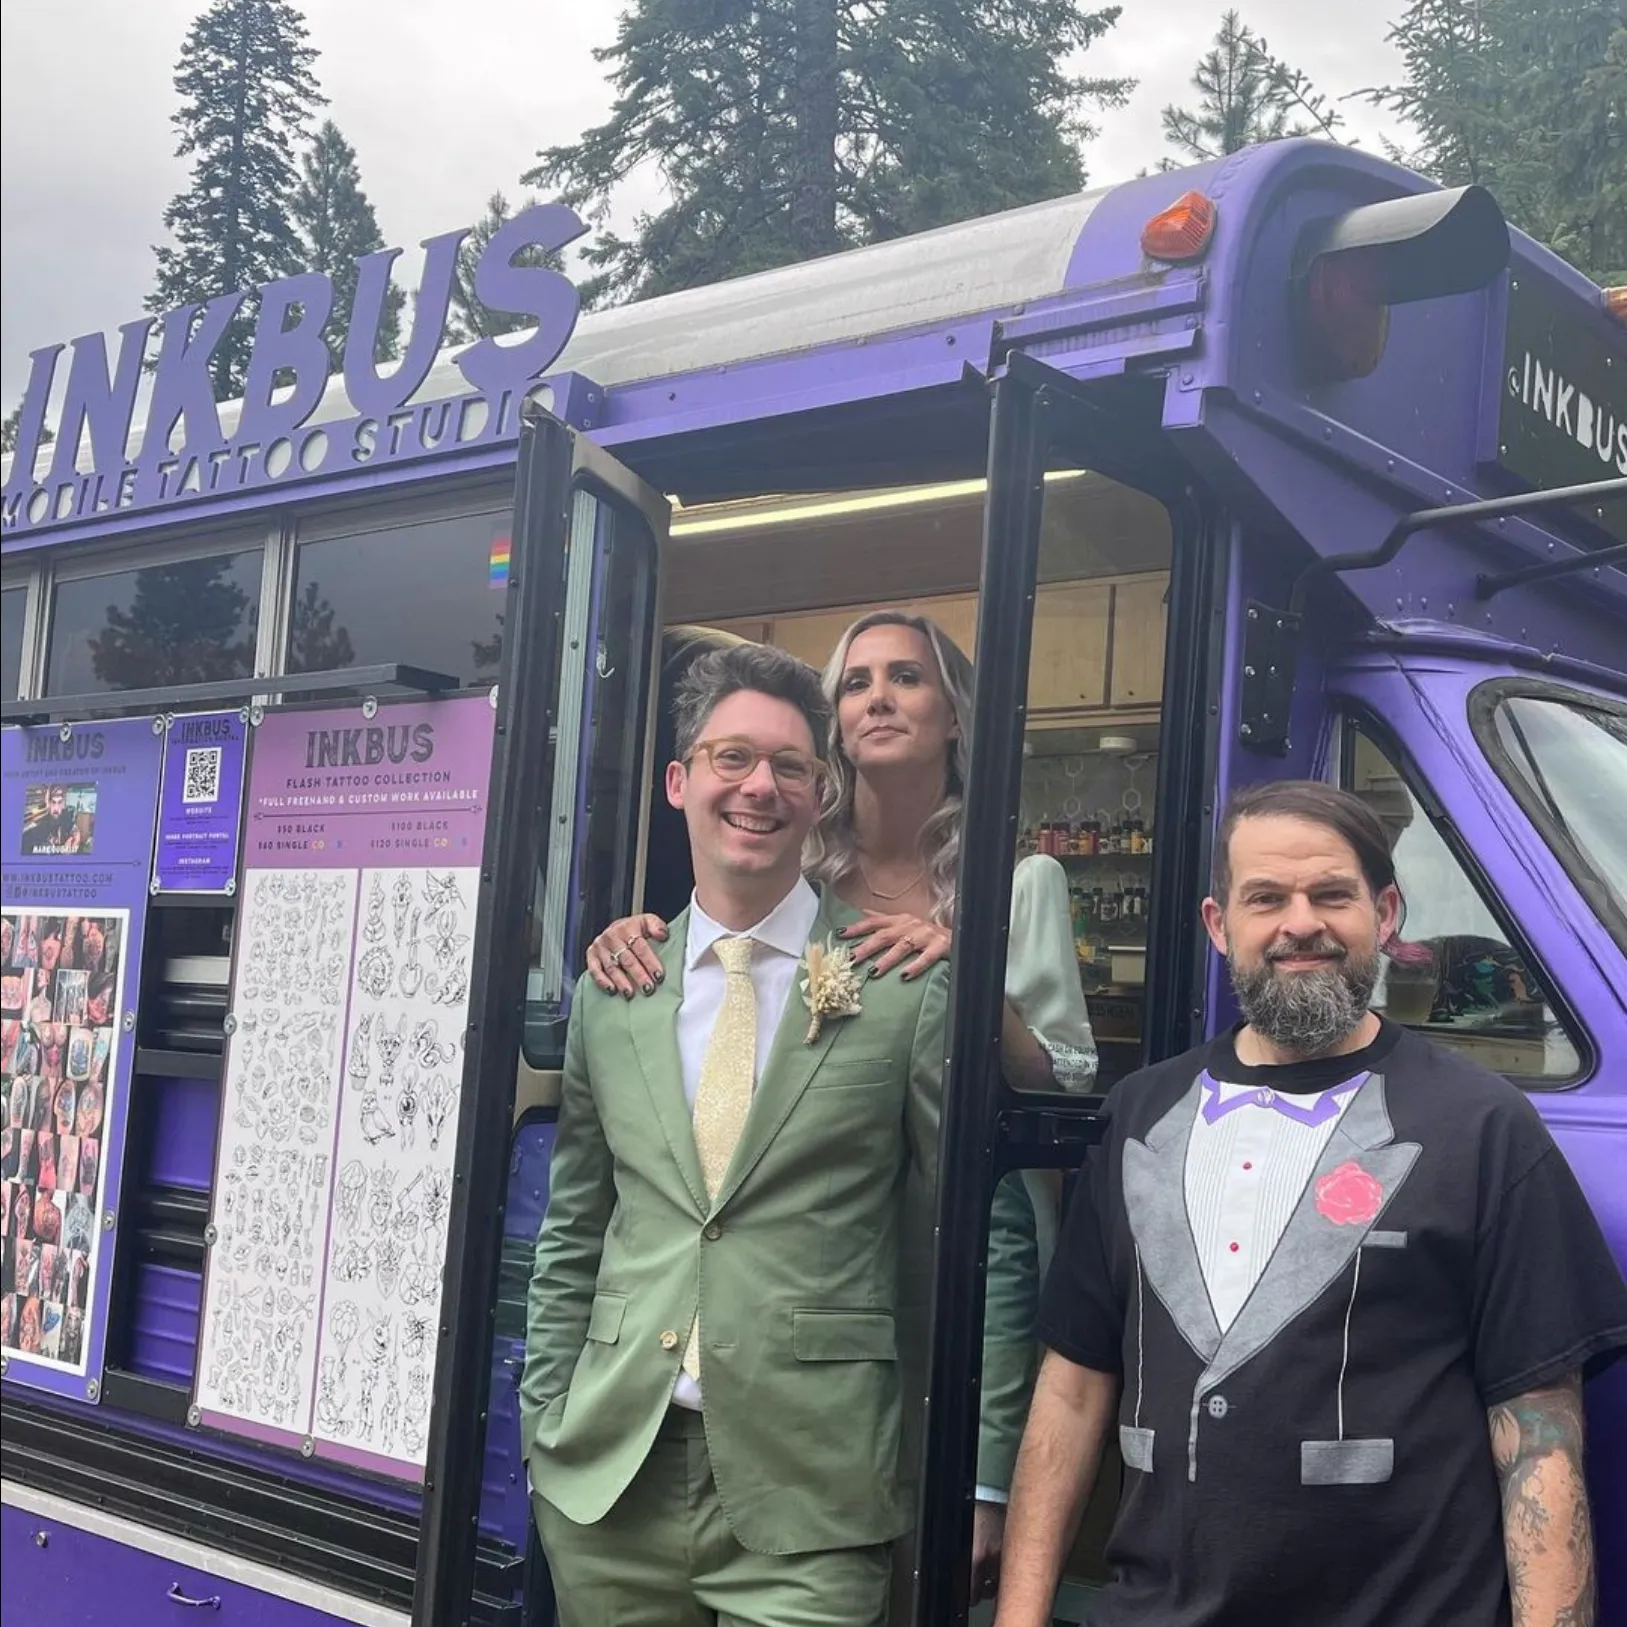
[249,705,265,726]
[152,715,167,736]
[59,723,73,743]
[224,1014,238,1035]
[239,706,253,724]
[104,1210,117,1231]
[204,1224,219,1246]
[362,695,379,720]
[86,1379,100,1402]
[187,1405,203,1428]
[122,1012,136,1033]
[225,878,237,897]
[489,686,500,710]
[301,1437,316,1459]
[150,878,162,896]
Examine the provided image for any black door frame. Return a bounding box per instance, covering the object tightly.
[911,352,1227,1625]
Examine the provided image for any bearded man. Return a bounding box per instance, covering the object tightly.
[995,781,1627,1627]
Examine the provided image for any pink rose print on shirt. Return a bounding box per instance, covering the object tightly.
[1314,1160,1384,1227]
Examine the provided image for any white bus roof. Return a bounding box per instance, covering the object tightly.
[5,186,1110,482]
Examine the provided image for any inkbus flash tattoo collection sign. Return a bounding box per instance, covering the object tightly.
[0,720,163,1397]
[193,694,495,1479]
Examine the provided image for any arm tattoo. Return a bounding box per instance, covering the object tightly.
[1488,1374,1596,1627]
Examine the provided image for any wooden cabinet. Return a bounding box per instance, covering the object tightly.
[1108,575,1167,708]
[672,572,1166,723]
[1026,582,1111,714]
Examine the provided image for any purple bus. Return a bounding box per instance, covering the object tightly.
[1,137,1623,1626]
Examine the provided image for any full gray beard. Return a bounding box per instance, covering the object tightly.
[1228,939,1380,1057]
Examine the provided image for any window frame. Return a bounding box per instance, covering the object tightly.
[1338,705,1595,1091]
[520,472,662,1072]
[1,564,45,700]
[1468,677,1627,958]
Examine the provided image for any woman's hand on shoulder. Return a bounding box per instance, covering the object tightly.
[586,914,669,997]
[840,912,952,981]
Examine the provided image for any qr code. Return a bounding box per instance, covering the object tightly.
[183,746,222,804]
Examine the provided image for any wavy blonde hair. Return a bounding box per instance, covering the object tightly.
[803,610,974,927]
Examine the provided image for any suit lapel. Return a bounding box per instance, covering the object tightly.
[712,889,852,1213]
[625,913,709,1215]
[1198,1072,1420,1393]
[1124,1077,1222,1363]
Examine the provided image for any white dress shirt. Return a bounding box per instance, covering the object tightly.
[1184,1075,1366,1332]
[671,877,820,1409]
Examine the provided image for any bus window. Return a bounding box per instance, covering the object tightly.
[2,581,26,698]
[285,494,511,682]
[45,545,262,695]
[523,484,659,1068]
[1342,721,1583,1082]
[1481,688,1627,945]
[661,468,1174,1093]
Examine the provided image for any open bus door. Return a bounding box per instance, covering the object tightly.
[414,408,670,1627]
[911,352,1233,1627]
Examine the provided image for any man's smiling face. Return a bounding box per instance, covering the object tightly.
[666,689,821,910]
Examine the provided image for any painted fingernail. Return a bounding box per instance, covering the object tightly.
[901,971,914,982]
[654,970,665,982]
[642,982,655,996]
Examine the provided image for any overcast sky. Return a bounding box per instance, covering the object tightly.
[0,0,1410,408]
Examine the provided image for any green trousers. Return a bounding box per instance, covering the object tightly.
[532,1406,893,1627]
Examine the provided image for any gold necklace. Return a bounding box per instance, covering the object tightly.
[857,857,925,901]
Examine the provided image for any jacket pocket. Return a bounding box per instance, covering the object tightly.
[586,1290,627,1345]
[792,1308,898,1361]
[809,1055,894,1088]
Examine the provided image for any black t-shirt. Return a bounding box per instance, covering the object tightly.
[1038,1020,1627,1627]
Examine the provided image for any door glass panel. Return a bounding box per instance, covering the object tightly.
[522,485,659,1068]
[1343,723,1582,1081]
[2,585,26,698]
[46,549,262,694]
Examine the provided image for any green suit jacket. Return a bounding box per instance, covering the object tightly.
[520,887,1032,1556]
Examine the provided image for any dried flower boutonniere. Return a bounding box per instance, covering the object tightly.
[799,936,865,1043]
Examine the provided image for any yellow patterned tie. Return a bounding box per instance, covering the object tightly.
[682,935,757,1380]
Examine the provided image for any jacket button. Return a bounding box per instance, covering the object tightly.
[1207,1394,1229,1419]
[703,1223,722,1241]
[659,1330,678,1351]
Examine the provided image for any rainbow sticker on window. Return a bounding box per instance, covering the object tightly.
[489,537,511,590]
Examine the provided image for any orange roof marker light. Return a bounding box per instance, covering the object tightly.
[1605,287,1627,325]
[1141,191,1218,263]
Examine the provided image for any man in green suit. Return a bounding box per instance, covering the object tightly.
[522,641,1026,1625]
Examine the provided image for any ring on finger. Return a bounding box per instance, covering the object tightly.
[609,948,627,968]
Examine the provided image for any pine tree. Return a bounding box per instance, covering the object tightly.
[524,0,1133,306]
[286,578,356,673]
[146,0,325,398]
[2,406,53,457]
[88,560,258,688]
[290,119,403,369]
[1372,0,1626,286]
[447,191,566,342]
[1162,10,1342,163]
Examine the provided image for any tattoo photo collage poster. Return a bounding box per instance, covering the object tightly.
[1,720,164,1399]
[193,695,496,1478]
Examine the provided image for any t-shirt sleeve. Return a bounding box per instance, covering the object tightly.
[1471,1138,1627,1406]
[1035,1134,1123,1374]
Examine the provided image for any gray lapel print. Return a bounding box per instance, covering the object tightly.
[1123,1079,1221,1364]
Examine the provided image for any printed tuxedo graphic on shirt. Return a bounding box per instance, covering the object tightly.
[1121,1069,1420,1484]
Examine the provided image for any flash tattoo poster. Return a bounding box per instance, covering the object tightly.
[193,696,495,1477]
[1,720,163,1399]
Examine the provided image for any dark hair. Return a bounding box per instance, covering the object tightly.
[1212,780,1398,903]
[672,643,832,762]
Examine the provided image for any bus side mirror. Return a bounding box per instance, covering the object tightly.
[1291,185,1511,383]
